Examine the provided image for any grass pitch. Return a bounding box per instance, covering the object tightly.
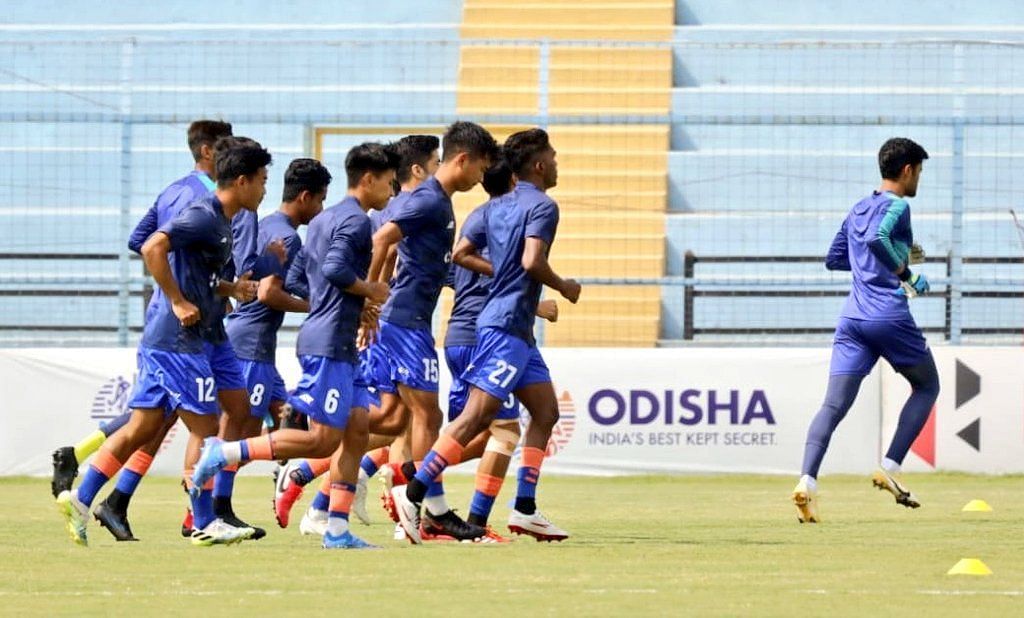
[2,473,1022,616]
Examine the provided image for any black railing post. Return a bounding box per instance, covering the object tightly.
[683,251,695,340]
[944,250,952,341]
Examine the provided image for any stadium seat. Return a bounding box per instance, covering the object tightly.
[461,1,674,42]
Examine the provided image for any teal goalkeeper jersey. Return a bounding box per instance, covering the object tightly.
[832,190,915,321]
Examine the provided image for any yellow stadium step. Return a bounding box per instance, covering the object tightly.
[550,48,672,89]
[550,67,671,89]
[460,65,538,87]
[544,315,661,347]
[554,235,663,256]
[553,170,666,194]
[463,3,674,28]
[547,189,666,211]
[456,88,538,115]
[562,285,662,302]
[550,254,664,278]
[551,47,672,71]
[556,151,666,173]
[460,24,673,42]
[556,211,665,236]
[549,89,671,115]
[460,45,539,67]
[548,125,669,151]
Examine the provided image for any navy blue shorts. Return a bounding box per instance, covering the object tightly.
[830,317,932,376]
[377,320,439,393]
[463,328,552,404]
[129,346,219,415]
[289,356,373,430]
[239,359,289,420]
[444,345,519,422]
[203,340,246,391]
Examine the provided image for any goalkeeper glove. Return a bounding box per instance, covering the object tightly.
[909,243,925,265]
[898,272,930,297]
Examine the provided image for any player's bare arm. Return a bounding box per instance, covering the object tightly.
[216,271,258,303]
[522,236,580,303]
[536,299,558,322]
[257,274,309,313]
[141,232,200,326]
[452,236,493,276]
[368,222,403,283]
[379,243,399,284]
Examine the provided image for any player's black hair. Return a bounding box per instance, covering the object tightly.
[282,158,332,202]
[504,128,552,178]
[482,147,513,198]
[187,120,233,162]
[214,136,272,187]
[345,142,401,189]
[878,138,929,180]
[441,121,498,162]
[395,134,440,185]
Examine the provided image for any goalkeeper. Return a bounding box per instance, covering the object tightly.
[792,137,939,523]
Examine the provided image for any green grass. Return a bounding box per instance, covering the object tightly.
[2,474,1023,616]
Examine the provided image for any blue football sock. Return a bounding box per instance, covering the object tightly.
[801,373,864,478]
[885,355,940,464]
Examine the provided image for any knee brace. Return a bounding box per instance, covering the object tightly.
[484,419,521,457]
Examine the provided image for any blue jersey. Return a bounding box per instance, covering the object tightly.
[444,201,492,348]
[141,194,235,354]
[369,196,397,235]
[294,196,372,362]
[225,211,303,362]
[131,171,216,328]
[379,178,455,330]
[835,191,914,321]
[130,170,276,330]
[476,181,559,345]
[128,170,216,254]
[285,247,309,300]
[229,209,285,284]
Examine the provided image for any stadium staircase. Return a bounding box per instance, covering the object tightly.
[444,0,674,346]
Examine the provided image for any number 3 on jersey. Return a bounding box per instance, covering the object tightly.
[487,360,518,388]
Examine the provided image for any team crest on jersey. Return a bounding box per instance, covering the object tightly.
[517,387,576,458]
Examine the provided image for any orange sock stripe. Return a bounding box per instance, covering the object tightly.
[521,446,546,471]
[319,474,331,494]
[222,463,239,473]
[244,436,274,461]
[434,434,464,466]
[368,446,390,467]
[124,451,154,476]
[309,457,332,477]
[475,473,504,496]
[329,484,355,514]
[202,476,215,490]
[91,450,124,478]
